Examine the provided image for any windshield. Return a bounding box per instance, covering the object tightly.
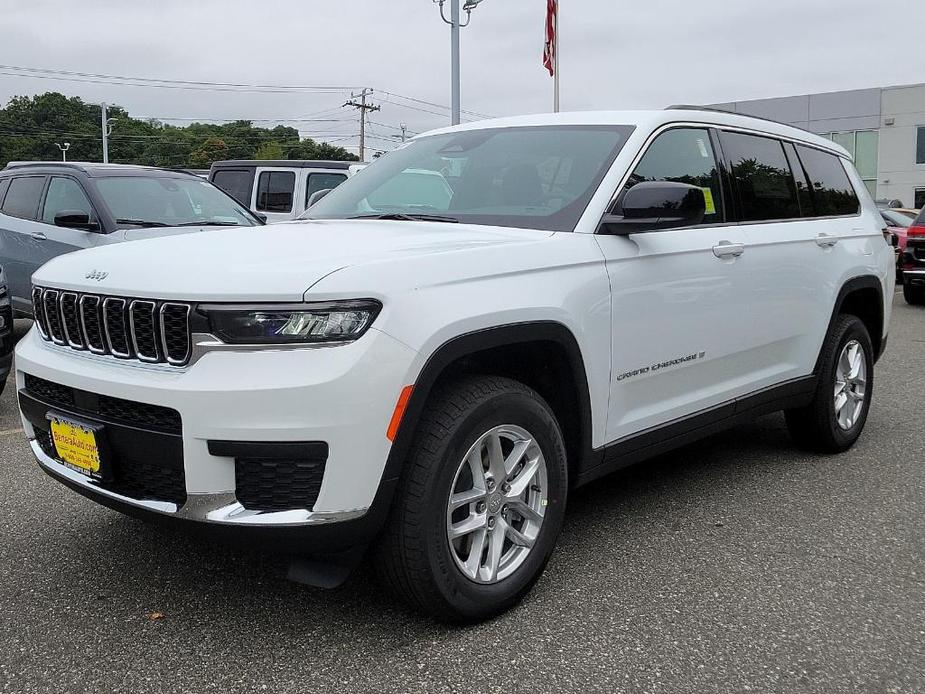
[304,125,634,231]
[95,175,259,229]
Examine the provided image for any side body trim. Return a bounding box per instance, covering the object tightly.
[575,376,817,487]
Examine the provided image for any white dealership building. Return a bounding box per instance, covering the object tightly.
[711,82,925,208]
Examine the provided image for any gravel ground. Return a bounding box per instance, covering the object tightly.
[0,294,922,693]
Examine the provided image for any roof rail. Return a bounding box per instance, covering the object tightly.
[3,161,85,171]
[664,104,820,137]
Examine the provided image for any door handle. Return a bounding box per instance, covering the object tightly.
[30,231,47,241]
[712,241,745,259]
[815,233,839,248]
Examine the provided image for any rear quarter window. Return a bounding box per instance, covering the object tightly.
[794,145,860,217]
[1,176,46,220]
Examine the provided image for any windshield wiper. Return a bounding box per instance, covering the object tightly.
[115,218,170,228]
[175,220,241,227]
[347,213,459,223]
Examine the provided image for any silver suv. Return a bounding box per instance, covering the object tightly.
[0,162,262,317]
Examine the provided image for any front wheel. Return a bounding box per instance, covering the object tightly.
[785,314,873,453]
[375,375,568,622]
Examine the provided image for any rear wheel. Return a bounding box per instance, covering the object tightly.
[375,375,568,622]
[785,314,873,453]
[903,282,925,305]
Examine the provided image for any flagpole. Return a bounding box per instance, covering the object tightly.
[553,0,560,113]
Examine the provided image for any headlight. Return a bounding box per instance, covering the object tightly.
[200,300,382,345]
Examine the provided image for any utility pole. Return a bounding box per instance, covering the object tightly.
[433,0,488,126]
[101,103,109,164]
[344,88,380,162]
[55,142,70,162]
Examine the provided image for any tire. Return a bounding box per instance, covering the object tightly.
[374,375,568,622]
[785,314,874,453]
[903,282,925,305]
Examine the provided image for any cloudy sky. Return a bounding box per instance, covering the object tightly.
[1,0,920,155]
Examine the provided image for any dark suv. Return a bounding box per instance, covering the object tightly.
[0,162,262,317]
[902,208,925,305]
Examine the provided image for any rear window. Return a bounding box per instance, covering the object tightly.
[256,171,295,213]
[212,169,254,206]
[914,207,925,227]
[720,132,800,222]
[1,176,46,220]
[794,145,860,217]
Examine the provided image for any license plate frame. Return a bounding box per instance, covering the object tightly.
[46,413,110,480]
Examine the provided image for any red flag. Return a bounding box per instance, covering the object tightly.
[543,0,557,77]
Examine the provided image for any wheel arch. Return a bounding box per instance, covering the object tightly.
[383,321,595,489]
[818,275,885,370]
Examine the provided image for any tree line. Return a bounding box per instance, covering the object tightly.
[0,92,358,169]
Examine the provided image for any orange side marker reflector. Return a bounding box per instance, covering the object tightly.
[387,385,414,441]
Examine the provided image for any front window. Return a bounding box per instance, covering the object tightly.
[304,125,634,231]
[95,175,259,229]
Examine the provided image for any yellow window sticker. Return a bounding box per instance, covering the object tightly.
[701,187,716,215]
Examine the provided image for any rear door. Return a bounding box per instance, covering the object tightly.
[0,175,48,312]
[721,131,858,384]
[595,126,755,442]
[253,167,297,222]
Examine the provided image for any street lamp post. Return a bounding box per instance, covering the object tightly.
[55,142,70,162]
[433,0,487,126]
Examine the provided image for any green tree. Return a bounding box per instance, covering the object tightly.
[254,141,283,160]
[0,92,360,167]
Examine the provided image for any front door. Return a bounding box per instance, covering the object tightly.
[595,126,754,443]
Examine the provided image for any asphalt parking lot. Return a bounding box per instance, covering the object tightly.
[0,294,922,694]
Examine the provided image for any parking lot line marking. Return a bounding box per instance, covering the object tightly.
[0,428,24,435]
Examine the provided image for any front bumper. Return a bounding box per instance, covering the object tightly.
[15,326,417,548]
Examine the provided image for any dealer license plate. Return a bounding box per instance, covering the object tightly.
[49,417,102,478]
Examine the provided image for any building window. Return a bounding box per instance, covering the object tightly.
[823,130,878,199]
[917,127,925,165]
[915,188,925,209]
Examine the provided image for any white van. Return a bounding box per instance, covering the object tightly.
[209,160,355,223]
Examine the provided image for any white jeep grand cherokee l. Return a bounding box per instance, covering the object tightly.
[16,109,894,622]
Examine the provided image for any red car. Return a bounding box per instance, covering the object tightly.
[881,208,918,281]
[902,208,925,305]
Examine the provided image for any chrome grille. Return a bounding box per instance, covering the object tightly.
[103,298,131,357]
[32,287,48,338]
[32,287,192,367]
[42,289,65,345]
[60,293,84,349]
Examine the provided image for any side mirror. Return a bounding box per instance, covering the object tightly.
[252,212,268,224]
[307,188,333,208]
[600,181,706,235]
[54,210,100,231]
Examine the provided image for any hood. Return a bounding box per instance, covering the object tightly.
[32,219,554,301]
[118,225,239,242]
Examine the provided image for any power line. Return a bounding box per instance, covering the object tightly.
[0,64,358,93]
[0,64,491,120]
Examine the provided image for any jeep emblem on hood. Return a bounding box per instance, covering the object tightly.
[85,270,109,281]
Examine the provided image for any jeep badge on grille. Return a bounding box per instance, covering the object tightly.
[86,270,109,281]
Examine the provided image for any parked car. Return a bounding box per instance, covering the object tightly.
[209,160,355,222]
[0,162,263,317]
[18,109,893,622]
[0,265,13,395]
[901,208,925,304]
[880,208,919,281]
